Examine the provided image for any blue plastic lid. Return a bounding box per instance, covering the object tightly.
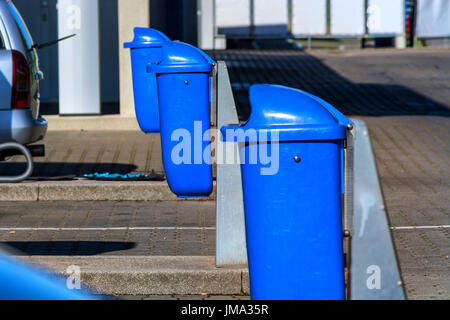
[148,41,214,74]
[124,27,170,49]
[221,85,352,142]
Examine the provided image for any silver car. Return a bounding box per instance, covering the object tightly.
[0,0,47,181]
[0,0,47,144]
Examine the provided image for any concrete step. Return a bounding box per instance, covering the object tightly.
[46,115,141,131]
[17,256,249,296]
[0,180,216,201]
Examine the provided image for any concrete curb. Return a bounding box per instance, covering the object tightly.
[0,181,216,202]
[46,115,141,131]
[17,256,249,296]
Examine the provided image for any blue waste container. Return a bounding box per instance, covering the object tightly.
[126,28,215,197]
[147,38,215,197]
[221,84,352,300]
[124,28,170,134]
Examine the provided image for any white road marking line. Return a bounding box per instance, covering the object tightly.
[2,226,448,232]
[391,225,450,230]
[0,227,216,231]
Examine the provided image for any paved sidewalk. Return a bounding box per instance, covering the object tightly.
[209,47,450,120]
[0,131,163,178]
[365,116,450,300]
[0,132,196,202]
[0,201,216,256]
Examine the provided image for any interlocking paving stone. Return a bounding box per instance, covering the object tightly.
[0,131,163,178]
[208,48,450,121]
[363,116,450,300]
[0,201,216,257]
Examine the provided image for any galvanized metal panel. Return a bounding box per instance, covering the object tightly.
[368,0,404,36]
[58,0,100,115]
[292,0,327,36]
[331,0,365,36]
[216,61,248,267]
[348,119,405,300]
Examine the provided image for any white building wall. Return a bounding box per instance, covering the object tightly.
[331,0,365,36]
[291,0,327,36]
[368,0,404,36]
[417,0,450,38]
[216,0,251,36]
[253,0,288,36]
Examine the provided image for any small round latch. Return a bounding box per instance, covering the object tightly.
[294,156,301,163]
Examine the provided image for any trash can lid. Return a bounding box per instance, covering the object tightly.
[147,41,214,74]
[221,85,352,142]
[124,27,170,49]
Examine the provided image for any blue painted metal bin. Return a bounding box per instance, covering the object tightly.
[222,84,352,300]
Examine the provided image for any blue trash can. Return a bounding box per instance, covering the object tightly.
[221,84,352,300]
[148,40,215,197]
[124,28,170,134]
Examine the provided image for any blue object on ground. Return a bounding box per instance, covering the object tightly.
[222,84,351,300]
[83,171,164,181]
[124,28,170,134]
[0,251,97,300]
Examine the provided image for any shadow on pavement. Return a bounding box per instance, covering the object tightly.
[2,241,137,256]
[208,45,450,121]
[0,162,138,179]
